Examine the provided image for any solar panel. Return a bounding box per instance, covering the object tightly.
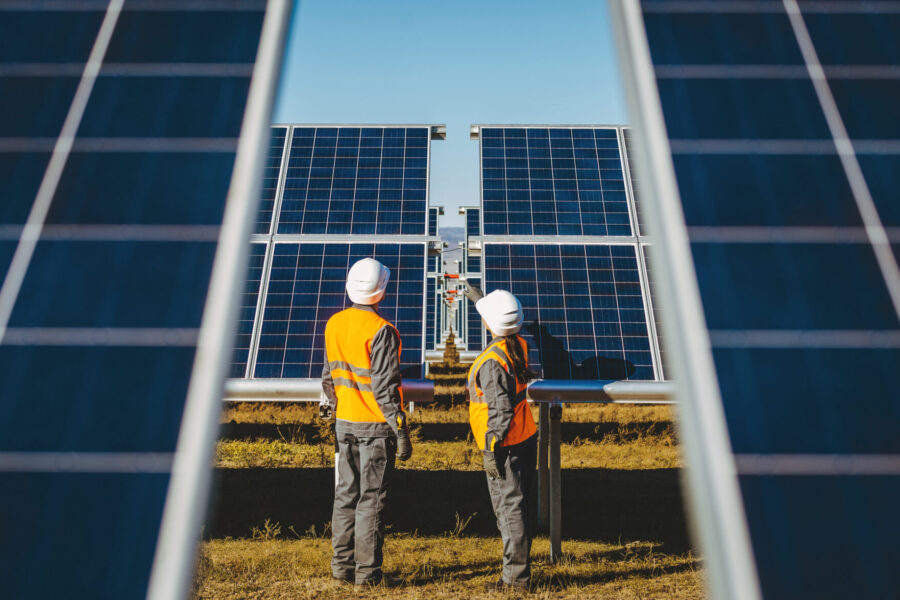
[428,206,439,236]
[467,254,481,274]
[483,243,654,380]
[0,3,288,600]
[425,275,437,350]
[466,207,481,237]
[255,126,287,234]
[253,242,426,379]
[479,127,631,236]
[614,2,900,598]
[277,126,430,235]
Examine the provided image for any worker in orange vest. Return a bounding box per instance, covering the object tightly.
[321,258,413,587]
[464,284,537,590]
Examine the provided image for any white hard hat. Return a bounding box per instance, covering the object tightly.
[346,258,390,305]
[476,290,524,336]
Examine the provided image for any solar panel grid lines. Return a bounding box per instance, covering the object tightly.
[275,125,431,236]
[483,243,655,381]
[252,242,427,379]
[230,242,266,378]
[477,125,632,238]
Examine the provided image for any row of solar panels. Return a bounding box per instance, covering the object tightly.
[235,125,666,380]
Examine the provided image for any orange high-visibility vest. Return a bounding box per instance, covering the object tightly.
[468,336,536,451]
[325,307,404,424]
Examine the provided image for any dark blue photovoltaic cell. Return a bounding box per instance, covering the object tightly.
[105,10,263,63]
[692,243,899,331]
[740,476,900,599]
[2,472,169,599]
[9,241,217,328]
[0,76,80,137]
[78,76,250,138]
[428,254,440,272]
[643,11,802,65]
[278,127,429,235]
[0,153,50,225]
[716,348,900,455]
[481,128,631,237]
[484,244,653,380]
[0,11,102,62]
[466,276,483,351]
[254,243,426,379]
[230,244,266,378]
[48,152,235,225]
[657,78,830,141]
[0,346,194,453]
[466,208,480,237]
[0,241,14,281]
[255,127,286,234]
[857,154,900,227]
[428,207,439,236]
[641,2,900,596]
[805,13,900,66]
[674,154,861,227]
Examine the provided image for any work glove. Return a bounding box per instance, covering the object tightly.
[318,399,334,420]
[464,282,484,304]
[397,427,413,461]
[483,451,502,480]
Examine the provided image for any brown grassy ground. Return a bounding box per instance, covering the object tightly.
[199,401,702,599]
[194,536,702,600]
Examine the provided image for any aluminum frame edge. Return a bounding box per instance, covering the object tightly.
[607,2,762,599]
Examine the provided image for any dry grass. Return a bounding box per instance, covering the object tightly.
[222,401,676,426]
[216,437,680,471]
[194,535,703,600]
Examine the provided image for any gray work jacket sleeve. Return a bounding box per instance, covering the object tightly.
[369,325,405,437]
[477,359,517,452]
[321,359,337,406]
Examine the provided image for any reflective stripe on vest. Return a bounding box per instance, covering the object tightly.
[467,336,537,451]
[325,306,403,423]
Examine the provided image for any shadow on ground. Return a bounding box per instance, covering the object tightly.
[205,467,691,552]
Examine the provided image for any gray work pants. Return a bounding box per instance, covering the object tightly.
[331,433,396,584]
[486,436,537,586]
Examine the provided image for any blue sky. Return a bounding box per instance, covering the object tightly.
[273,0,627,228]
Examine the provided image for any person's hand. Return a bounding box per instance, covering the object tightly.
[483,451,502,479]
[464,283,484,304]
[397,427,413,461]
[318,400,334,420]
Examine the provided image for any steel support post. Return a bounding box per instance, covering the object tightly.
[549,401,562,562]
[537,402,550,533]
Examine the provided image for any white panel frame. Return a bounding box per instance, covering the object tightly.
[608,2,762,599]
[145,1,293,599]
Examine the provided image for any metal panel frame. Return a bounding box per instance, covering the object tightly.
[608,2,762,599]
[146,1,293,599]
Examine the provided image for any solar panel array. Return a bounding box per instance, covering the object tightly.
[0,2,283,598]
[425,276,437,349]
[480,127,631,236]
[483,244,654,380]
[465,275,484,351]
[276,126,430,235]
[475,127,663,379]
[234,125,440,379]
[466,207,481,237]
[620,1,900,597]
